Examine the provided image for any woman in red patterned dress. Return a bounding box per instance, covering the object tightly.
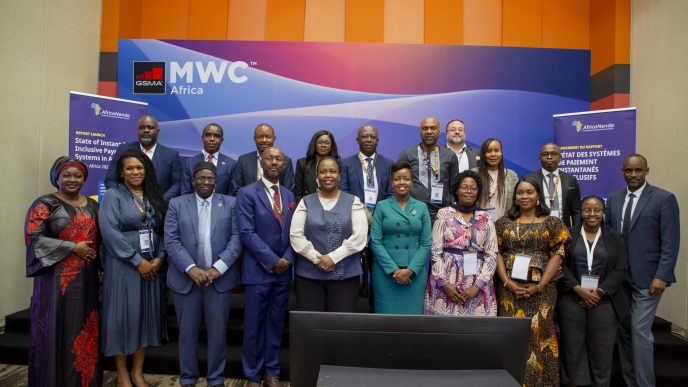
[25,156,101,387]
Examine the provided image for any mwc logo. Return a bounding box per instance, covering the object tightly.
[133,62,166,94]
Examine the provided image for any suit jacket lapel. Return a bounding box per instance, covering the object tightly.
[185,195,199,240]
[630,185,652,230]
[216,153,228,175]
[256,182,282,228]
[210,195,221,238]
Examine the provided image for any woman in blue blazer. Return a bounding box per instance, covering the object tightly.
[370,161,432,314]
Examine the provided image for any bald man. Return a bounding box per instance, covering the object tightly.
[105,114,183,202]
[229,123,295,195]
[397,116,460,221]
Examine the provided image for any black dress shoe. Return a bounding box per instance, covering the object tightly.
[244,381,262,387]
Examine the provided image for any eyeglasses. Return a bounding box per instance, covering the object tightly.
[316,140,331,146]
[194,177,216,183]
[582,208,604,215]
[458,186,478,192]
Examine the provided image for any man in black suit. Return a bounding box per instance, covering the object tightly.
[229,123,295,195]
[526,142,581,227]
[105,114,182,202]
[605,154,680,387]
[446,119,479,172]
[397,116,460,221]
[181,123,237,195]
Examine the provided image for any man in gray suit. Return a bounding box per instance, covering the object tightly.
[605,154,680,387]
[398,116,460,221]
[446,118,479,172]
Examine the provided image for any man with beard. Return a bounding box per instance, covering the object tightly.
[445,119,479,172]
[237,147,296,387]
[397,116,460,221]
[105,114,182,202]
[181,123,237,195]
[230,123,295,195]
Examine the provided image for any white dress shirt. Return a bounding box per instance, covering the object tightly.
[202,150,220,166]
[541,168,563,215]
[621,182,647,229]
[140,143,157,160]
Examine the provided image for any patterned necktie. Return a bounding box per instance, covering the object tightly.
[365,157,374,188]
[622,192,635,240]
[197,200,210,268]
[547,173,559,211]
[207,153,214,164]
[272,185,283,225]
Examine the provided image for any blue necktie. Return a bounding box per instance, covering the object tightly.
[197,200,210,268]
[366,157,374,188]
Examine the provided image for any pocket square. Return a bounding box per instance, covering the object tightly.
[288,201,297,209]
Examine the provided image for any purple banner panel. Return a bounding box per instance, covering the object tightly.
[553,108,636,198]
[69,92,148,199]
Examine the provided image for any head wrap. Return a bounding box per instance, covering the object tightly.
[50,156,88,188]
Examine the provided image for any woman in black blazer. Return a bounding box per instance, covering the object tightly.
[294,130,339,202]
[558,195,630,387]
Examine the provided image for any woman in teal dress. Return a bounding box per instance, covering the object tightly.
[370,161,432,314]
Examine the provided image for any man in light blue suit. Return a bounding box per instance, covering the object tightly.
[181,123,237,195]
[236,147,295,387]
[605,154,680,387]
[105,114,183,202]
[164,161,242,387]
[229,123,295,195]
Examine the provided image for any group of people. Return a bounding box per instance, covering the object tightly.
[24,114,679,387]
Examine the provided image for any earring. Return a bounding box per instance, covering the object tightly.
[537,200,540,205]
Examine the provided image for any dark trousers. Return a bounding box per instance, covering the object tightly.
[295,275,360,312]
[558,293,617,387]
[241,280,291,382]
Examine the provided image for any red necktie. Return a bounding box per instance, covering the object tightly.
[272,185,283,225]
[207,154,214,164]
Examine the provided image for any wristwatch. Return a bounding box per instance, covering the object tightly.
[595,288,606,297]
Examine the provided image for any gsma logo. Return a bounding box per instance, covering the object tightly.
[133,62,165,94]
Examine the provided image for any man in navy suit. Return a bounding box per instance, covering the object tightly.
[181,123,237,195]
[164,162,242,387]
[229,123,295,195]
[105,114,182,202]
[339,124,393,312]
[605,154,680,387]
[339,124,394,210]
[445,119,480,172]
[525,142,582,227]
[237,147,295,387]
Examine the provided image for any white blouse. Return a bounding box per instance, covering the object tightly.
[289,194,368,264]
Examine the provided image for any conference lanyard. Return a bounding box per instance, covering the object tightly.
[542,174,559,206]
[583,227,602,275]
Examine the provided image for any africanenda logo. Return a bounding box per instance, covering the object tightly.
[572,120,614,133]
[90,103,102,115]
[572,120,583,132]
[90,103,131,120]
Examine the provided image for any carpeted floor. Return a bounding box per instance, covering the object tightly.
[0,364,262,387]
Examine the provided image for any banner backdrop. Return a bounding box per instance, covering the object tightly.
[553,107,636,198]
[69,91,148,199]
[116,40,590,177]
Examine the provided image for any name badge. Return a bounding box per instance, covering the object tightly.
[139,229,151,253]
[511,255,531,280]
[364,187,377,207]
[485,207,498,221]
[580,275,600,290]
[463,252,478,276]
[431,183,444,204]
[550,209,561,218]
